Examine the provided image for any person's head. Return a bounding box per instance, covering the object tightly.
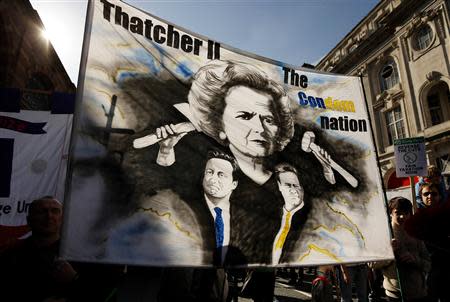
[419,183,440,207]
[188,60,294,158]
[27,196,63,237]
[275,163,304,211]
[388,197,412,227]
[202,150,239,204]
[423,165,441,184]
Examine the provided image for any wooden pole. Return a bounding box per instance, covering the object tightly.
[410,176,417,213]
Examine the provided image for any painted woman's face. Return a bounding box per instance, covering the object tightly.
[222,85,279,158]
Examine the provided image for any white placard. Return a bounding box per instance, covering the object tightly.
[394,137,427,177]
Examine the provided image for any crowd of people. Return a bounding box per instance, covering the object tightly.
[0,163,448,302]
[309,165,449,302]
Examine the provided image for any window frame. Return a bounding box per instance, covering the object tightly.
[384,106,406,146]
[414,24,434,51]
[423,81,450,128]
[379,58,400,93]
[427,92,443,125]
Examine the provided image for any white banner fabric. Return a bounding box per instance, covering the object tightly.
[61,0,393,266]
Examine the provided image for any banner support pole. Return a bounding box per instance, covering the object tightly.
[410,176,417,213]
[358,75,389,208]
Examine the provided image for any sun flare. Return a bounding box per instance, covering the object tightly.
[40,29,50,41]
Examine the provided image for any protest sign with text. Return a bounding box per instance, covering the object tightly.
[61,0,393,266]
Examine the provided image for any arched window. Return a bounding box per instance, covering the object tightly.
[427,93,443,125]
[414,25,433,51]
[426,82,450,126]
[379,59,399,92]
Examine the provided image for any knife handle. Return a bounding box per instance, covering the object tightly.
[133,122,196,149]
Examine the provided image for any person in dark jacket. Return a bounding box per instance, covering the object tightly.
[405,188,450,302]
[0,196,122,302]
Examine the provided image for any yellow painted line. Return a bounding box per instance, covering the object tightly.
[325,202,365,246]
[298,243,342,262]
[313,224,358,237]
[137,207,201,243]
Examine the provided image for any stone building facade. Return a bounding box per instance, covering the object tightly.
[0,0,75,109]
[316,0,450,190]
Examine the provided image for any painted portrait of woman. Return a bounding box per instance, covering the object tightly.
[133,60,352,264]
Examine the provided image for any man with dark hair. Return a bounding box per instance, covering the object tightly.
[158,150,238,302]
[202,150,239,263]
[272,163,305,264]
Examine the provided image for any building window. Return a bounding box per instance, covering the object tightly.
[427,93,443,125]
[425,82,450,126]
[414,25,433,51]
[379,59,399,92]
[385,106,405,145]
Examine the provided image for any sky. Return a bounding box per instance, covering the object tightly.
[30,0,380,85]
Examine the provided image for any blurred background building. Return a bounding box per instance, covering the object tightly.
[0,0,75,110]
[315,0,450,195]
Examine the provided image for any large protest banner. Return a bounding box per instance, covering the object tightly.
[0,90,74,245]
[61,0,393,266]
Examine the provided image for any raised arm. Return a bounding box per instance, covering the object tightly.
[155,124,187,166]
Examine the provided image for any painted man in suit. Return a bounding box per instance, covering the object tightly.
[272,163,307,264]
[158,151,239,302]
[201,150,239,265]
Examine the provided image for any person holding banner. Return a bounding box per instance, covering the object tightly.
[147,60,348,264]
[382,196,430,302]
[0,196,79,302]
[0,196,123,302]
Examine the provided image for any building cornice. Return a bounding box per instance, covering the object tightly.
[404,5,442,37]
[317,0,431,74]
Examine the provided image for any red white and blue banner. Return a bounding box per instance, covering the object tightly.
[0,89,74,245]
[61,0,393,266]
